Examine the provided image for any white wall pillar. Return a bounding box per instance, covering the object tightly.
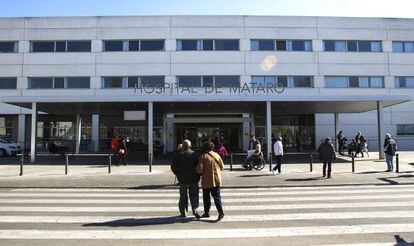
[18,114,26,148]
[377,101,385,159]
[148,102,154,166]
[92,114,99,152]
[30,102,37,163]
[266,101,272,161]
[334,113,339,152]
[75,114,82,154]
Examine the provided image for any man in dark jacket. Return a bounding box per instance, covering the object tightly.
[384,133,397,172]
[318,137,336,178]
[171,140,201,218]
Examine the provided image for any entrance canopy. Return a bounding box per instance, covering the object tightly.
[1,94,411,114]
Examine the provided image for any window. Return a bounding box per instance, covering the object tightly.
[140,40,164,51]
[29,77,54,89]
[277,76,288,87]
[323,40,381,52]
[66,41,91,52]
[128,41,140,51]
[67,77,90,88]
[31,41,55,52]
[31,41,91,52]
[141,76,164,87]
[202,76,214,87]
[215,76,240,87]
[276,40,287,51]
[177,76,202,87]
[177,40,200,51]
[54,77,65,88]
[214,40,239,51]
[0,41,18,53]
[395,77,414,88]
[393,41,414,53]
[325,76,383,88]
[103,41,124,52]
[288,40,312,51]
[292,76,312,87]
[397,124,414,135]
[202,40,214,50]
[251,40,275,51]
[325,77,348,88]
[0,78,17,89]
[127,77,139,88]
[102,77,123,88]
[251,76,277,87]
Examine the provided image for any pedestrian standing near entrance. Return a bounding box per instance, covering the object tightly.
[115,136,127,166]
[384,133,397,172]
[171,140,201,218]
[354,131,366,157]
[272,137,284,175]
[197,141,225,221]
[337,131,344,155]
[318,137,336,179]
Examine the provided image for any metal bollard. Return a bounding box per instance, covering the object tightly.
[396,153,399,173]
[20,153,24,176]
[230,153,233,171]
[352,155,355,173]
[149,153,152,173]
[310,153,313,172]
[65,154,69,175]
[108,153,112,174]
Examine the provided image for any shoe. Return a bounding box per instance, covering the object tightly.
[201,213,210,218]
[271,170,275,175]
[327,176,331,179]
[178,214,186,218]
[193,211,201,219]
[385,170,392,172]
[217,213,224,221]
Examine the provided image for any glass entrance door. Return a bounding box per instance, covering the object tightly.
[175,123,242,151]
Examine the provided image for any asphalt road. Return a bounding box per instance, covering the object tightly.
[0,184,413,245]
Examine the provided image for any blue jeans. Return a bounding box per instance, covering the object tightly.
[385,154,394,171]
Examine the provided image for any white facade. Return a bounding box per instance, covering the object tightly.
[0,15,414,155]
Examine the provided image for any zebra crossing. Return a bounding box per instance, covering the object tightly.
[0,184,413,245]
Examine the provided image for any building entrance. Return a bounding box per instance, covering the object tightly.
[175,123,242,151]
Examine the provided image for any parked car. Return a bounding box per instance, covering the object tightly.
[0,139,22,157]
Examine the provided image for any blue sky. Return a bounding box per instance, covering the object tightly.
[0,0,414,18]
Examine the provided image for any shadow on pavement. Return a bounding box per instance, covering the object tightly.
[239,174,274,178]
[82,216,220,227]
[285,177,322,182]
[394,234,414,245]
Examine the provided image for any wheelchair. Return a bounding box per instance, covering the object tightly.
[244,151,266,171]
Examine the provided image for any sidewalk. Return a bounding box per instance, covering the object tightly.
[0,152,413,189]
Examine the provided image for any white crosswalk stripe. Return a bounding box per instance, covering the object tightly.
[0,184,413,245]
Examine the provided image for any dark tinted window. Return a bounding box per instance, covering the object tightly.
[103,77,123,88]
[55,42,66,52]
[0,78,17,89]
[177,76,202,87]
[202,40,214,50]
[0,42,17,53]
[347,41,358,51]
[140,40,164,51]
[141,76,164,87]
[30,77,53,88]
[178,40,199,50]
[277,76,288,87]
[203,76,214,87]
[54,77,65,88]
[104,41,124,51]
[67,41,91,52]
[128,41,140,51]
[293,76,312,87]
[215,76,240,87]
[127,77,139,88]
[358,41,371,52]
[67,77,90,88]
[276,40,287,51]
[349,76,359,87]
[32,41,55,52]
[291,41,306,51]
[214,40,239,51]
[254,40,275,51]
[324,41,335,51]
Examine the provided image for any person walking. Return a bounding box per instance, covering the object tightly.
[337,131,344,155]
[318,137,336,179]
[272,137,284,175]
[171,140,201,218]
[384,133,397,172]
[197,141,225,221]
[115,136,127,166]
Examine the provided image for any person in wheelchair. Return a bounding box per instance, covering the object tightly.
[48,141,67,158]
[243,143,263,170]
